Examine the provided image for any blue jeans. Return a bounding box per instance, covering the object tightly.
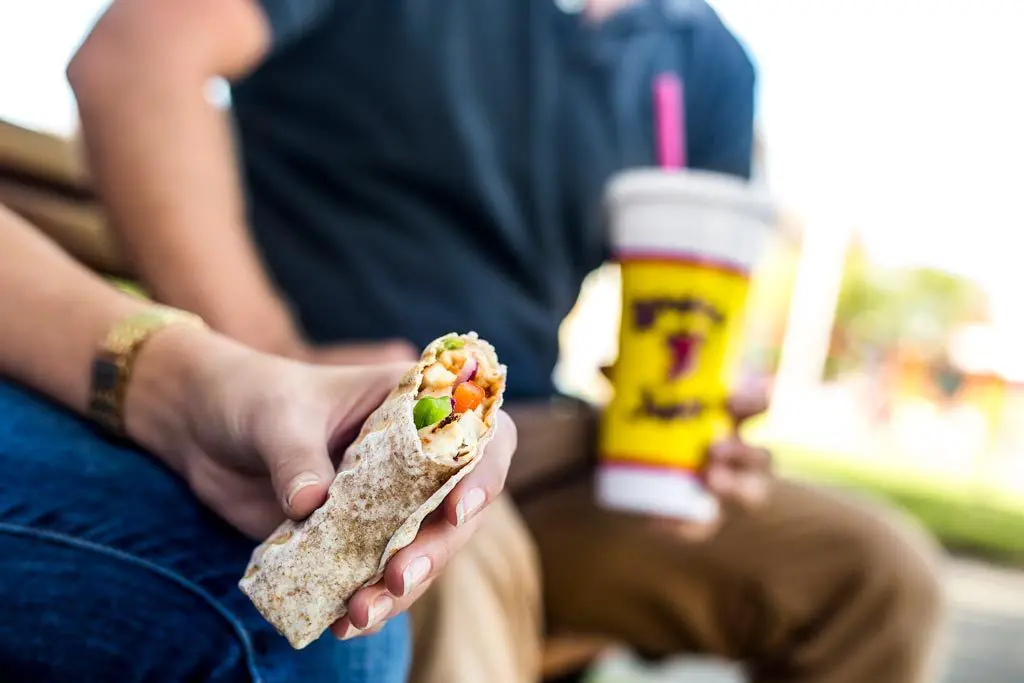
[0,382,410,682]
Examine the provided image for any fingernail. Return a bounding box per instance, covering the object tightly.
[364,620,388,637]
[337,623,359,640]
[455,488,486,527]
[367,595,393,628]
[285,473,321,511]
[402,557,432,596]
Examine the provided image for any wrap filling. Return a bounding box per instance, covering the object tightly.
[413,336,502,460]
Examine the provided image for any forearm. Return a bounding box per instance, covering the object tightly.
[0,205,244,470]
[68,3,297,351]
[0,205,150,411]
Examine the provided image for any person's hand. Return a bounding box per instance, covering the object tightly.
[295,339,519,638]
[125,326,516,637]
[331,410,516,639]
[600,365,772,514]
[702,389,773,509]
[647,386,773,541]
[128,328,414,538]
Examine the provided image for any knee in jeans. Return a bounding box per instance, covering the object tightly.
[0,525,258,682]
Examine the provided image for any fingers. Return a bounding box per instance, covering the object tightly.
[343,511,478,631]
[706,438,772,471]
[725,389,769,427]
[382,509,479,597]
[351,361,417,397]
[323,361,417,455]
[442,410,516,527]
[321,411,515,645]
[268,383,514,636]
[331,577,435,640]
[703,438,772,508]
[705,465,771,509]
[331,412,516,638]
[344,586,396,633]
[271,456,334,520]
[258,416,337,521]
[263,362,414,521]
[332,617,387,640]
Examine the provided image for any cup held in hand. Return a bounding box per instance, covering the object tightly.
[597,169,774,523]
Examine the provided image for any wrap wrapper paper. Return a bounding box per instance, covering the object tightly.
[239,332,505,648]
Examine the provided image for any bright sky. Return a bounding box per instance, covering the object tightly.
[2,0,1022,302]
[708,0,1024,333]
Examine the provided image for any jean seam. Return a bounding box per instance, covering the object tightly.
[0,521,262,683]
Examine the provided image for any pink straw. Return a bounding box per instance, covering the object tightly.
[653,72,686,169]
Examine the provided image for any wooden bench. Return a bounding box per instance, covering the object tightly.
[0,119,126,276]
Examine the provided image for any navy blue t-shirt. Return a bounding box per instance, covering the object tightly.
[232,0,755,400]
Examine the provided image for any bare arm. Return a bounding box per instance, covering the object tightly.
[67,0,298,353]
[0,205,142,410]
[0,204,239,470]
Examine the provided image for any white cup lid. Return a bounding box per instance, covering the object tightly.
[607,168,775,224]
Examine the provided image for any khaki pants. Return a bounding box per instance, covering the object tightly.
[411,406,945,683]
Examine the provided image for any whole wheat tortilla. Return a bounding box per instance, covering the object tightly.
[238,332,506,649]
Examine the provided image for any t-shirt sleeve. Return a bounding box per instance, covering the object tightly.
[685,16,757,180]
[255,0,335,50]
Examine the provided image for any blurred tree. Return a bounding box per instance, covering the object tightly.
[830,238,986,373]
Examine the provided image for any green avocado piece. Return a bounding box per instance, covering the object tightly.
[414,396,453,430]
[443,337,465,350]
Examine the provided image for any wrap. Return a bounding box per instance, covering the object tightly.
[239,332,506,648]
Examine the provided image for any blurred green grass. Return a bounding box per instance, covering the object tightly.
[771,443,1024,565]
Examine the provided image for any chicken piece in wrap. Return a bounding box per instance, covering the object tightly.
[239,332,506,648]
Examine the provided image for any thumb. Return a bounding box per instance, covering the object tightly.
[260,424,338,521]
[272,361,411,518]
[271,362,413,519]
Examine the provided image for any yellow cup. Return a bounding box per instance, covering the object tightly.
[597,169,774,521]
